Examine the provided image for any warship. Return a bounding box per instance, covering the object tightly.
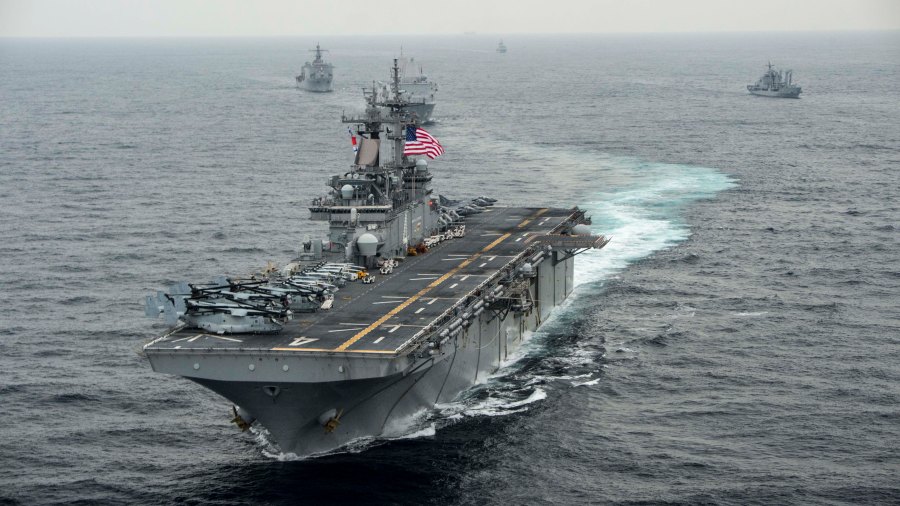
[747,62,801,98]
[376,51,437,123]
[497,40,507,53]
[143,59,609,457]
[296,43,333,92]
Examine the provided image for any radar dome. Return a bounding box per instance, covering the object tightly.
[572,224,592,236]
[415,159,427,171]
[341,184,354,200]
[356,233,379,257]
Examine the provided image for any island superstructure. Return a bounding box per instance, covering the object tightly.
[143,59,609,457]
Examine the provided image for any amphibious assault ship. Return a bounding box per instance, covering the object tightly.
[143,59,609,457]
[296,44,333,92]
[747,62,801,98]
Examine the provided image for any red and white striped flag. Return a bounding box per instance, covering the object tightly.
[348,127,358,153]
[403,126,444,160]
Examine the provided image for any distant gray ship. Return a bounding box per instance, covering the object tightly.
[143,59,608,457]
[296,44,333,92]
[747,62,801,98]
[376,51,437,123]
[497,40,507,53]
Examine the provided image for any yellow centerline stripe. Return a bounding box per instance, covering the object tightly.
[271,347,396,354]
[333,231,512,351]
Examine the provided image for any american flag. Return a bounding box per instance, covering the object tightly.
[403,126,444,159]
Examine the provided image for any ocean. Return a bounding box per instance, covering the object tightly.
[1,32,898,505]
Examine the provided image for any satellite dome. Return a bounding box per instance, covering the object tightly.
[356,233,379,256]
[415,159,427,171]
[341,184,354,200]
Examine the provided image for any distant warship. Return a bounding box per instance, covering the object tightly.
[747,62,801,98]
[497,40,507,53]
[376,50,437,123]
[143,59,608,457]
[296,44,333,92]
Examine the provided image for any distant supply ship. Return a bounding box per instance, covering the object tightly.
[296,44,333,92]
[747,62,801,98]
[142,59,609,457]
[497,40,507,53]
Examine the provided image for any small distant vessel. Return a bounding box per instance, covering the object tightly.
[497,40,507,53]
[296,44,333,92]
[747,62,801,98]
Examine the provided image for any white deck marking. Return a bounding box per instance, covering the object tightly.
[373,336,385,344]
[427,298,438,305]
[460,275,470,281]
[338,322,368,326]
[488,256,496,261]
[410,277,439,281]
[416,273,441,277]
[174,345,181,349]
[188,335,202,342]
[212,335,242,342]
[515,237,523,242]
[328,328,359,333]
[449,283,459,289]
[380,296,408,299]
[480,233,504,236]
[479,262,488,267]
[389,325,401,333]
[288,336,319,347]
[372,300,403,305]
[173,334,205,343]
[415,307,425,314]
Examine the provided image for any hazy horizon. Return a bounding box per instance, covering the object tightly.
[2,0,898,38]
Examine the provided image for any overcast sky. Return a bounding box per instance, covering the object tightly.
[1,0,898,37]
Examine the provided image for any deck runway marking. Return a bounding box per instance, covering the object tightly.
[380,296,408,299]
[338,323,368,326]
[287,336,319,347]
[460,275,470,281]
[334,208,546,352]
[373,336,385,344]
[212,335,242,342]
[427,298,438,305]
[372,300,403,305]
[449,283,459,288]
[410,277,439,281]
[188,335,202,342]
[478,262,488,267]
[389,325,401,333]
[515,237,523,242]
[173,334,206,343]
[415,308,425,314]
[328,328,359,333]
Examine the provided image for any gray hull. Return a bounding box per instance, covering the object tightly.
[298,76,333,93]
[406,102,435,124]
[747,87,801,98]
[154,252,574,456]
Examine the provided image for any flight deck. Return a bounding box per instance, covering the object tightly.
[145,206,576,357]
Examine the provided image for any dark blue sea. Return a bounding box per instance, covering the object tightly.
[1,32,899,505]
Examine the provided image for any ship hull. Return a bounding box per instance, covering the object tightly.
[153,252,574,456]
[406,102,435,124]
[747,87,801,98]
[297,76,333,93]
